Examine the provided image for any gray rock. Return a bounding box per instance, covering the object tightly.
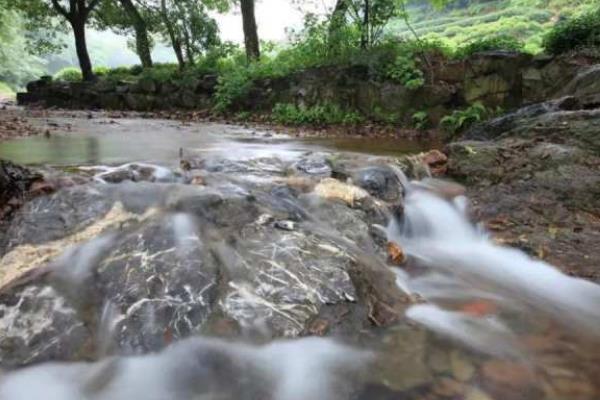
[354,166,403,203]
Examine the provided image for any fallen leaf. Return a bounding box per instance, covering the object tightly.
[387,242,406,265]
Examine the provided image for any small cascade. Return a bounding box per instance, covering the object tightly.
[389,188,600,354]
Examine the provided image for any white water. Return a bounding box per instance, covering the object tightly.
[392,188,600,354]
[0,337,369,400]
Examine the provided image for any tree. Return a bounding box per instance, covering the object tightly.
[0,9,46,88]
[155,0,222,68]
[94,0,154,67]
[49,0,103,80]
[10,0,102,81]
[240,0,260,61]
[326,0,405,49]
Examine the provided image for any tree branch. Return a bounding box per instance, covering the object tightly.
[50,0,71,19]
[86,0,103,15]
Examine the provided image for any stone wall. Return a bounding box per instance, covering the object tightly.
[17,52,598,124]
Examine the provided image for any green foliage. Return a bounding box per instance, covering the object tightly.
[543,7,600,54]
[54,67,83,82]
[0,81,15,96]
[271,103,364,126]
[454,35,524,58]
[412,111,429,130]
[0,9,46,88]
[388,0,596,55]
[440,102,489,135]
[214,67,252,112]
[93,66,111,76]
[383,46,425,89]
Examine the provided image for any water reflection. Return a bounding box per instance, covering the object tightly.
[0,118,436,167]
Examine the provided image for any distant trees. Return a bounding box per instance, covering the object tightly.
[327,0,406,49]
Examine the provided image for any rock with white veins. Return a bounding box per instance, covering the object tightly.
[0,156,410,367]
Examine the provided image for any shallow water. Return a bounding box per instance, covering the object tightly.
[0,117,436,166]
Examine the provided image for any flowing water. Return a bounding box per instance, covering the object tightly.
[0,116,599,400]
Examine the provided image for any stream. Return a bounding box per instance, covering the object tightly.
[0,115,599,400]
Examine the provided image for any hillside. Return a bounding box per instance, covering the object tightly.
[389,0,597,52]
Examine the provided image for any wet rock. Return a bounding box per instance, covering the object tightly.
[0,160,43,218]
[418,149,448,176]
[481,360,535,389]
[295,154,332,177]
[373,327,432,392]
[446,96,600,279]
[354,166,403,202]
[0,202,155,289]
[313,178,370,207]
[3,185,116,252]
[432,377,465,398]
[0,284,91,368]
[449,350,476,382]
[465,387,496,400]
[0,173,409,365]
[95,164,178,184]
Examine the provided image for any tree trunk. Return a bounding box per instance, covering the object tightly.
[329,0,348,35]
[360,0,370,49]
[71,18,95,81]
[119,0,153,68]
[160,0,186,68]
[241,0,260,61]
[328,0,349,52]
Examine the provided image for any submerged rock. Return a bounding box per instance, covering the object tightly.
[0,157,410,366]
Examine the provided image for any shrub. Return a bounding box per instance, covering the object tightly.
[440,102,489,135]
[214,67,252,112]
[384,50,425,89]
[412,111,429,130]
[454,35,524,59]
[271,103,363,126]
[93,66,110,76]
[54,67,82,82]
[543,8,600,55]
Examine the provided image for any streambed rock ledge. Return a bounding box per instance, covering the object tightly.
[0,153,413,368]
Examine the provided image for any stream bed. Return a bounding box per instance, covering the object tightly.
[0,115,599,400]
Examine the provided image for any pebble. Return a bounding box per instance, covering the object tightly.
[274,220,296,231]
[481,360,535,389]
[465,387,495,400]
[450,350,476,382]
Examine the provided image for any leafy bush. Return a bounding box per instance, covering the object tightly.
[454,35,524,58]
[93,66,111,76]
[271,103,364,126]
[214,67,252,112]
[412,111,429,130]
[54,67,82,82]
[384,47,425,89]
[440,102,489,135]
[543,8,600,54]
